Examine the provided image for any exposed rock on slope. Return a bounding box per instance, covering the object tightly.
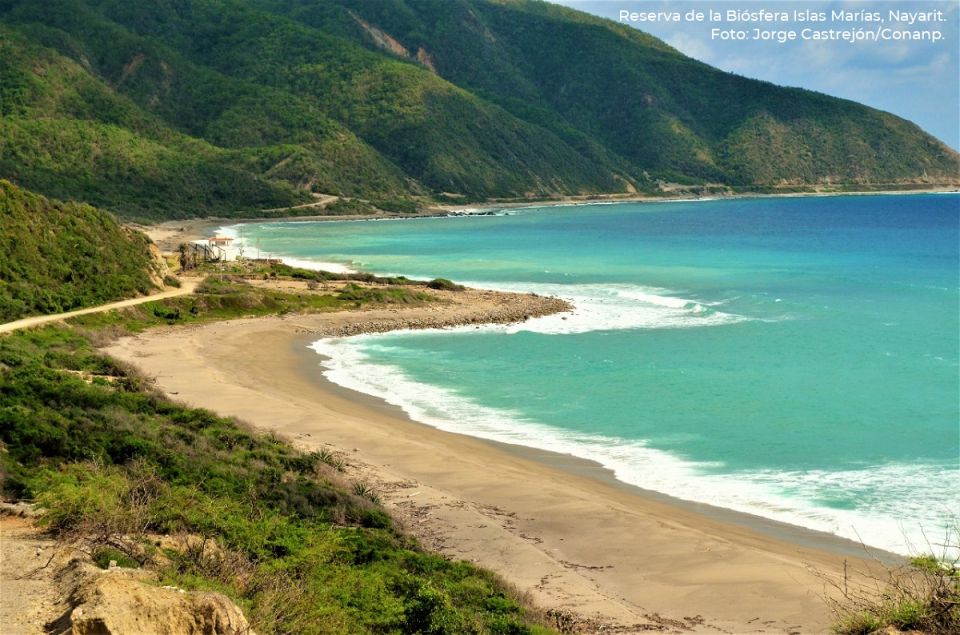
[50,559,255,635]
[1,505,254,635]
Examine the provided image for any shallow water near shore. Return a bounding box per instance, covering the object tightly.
[233,194,960,556]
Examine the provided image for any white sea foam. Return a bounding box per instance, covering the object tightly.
[445,208,514,217]
[271,255,356,274]
[212,225,356,273]
[310,335,958,557]
[659,196,721,203]
[460,281,748,334]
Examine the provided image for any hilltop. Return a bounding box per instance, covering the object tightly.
[0,0,956,220]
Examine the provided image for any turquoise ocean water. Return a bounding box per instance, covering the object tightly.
[230,194,959,555]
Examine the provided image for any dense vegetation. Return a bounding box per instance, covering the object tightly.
[0,180,160,321]
[1,0,955,221]
[0,323,553,634]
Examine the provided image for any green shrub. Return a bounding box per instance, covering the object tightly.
[427,278,465,292]
[352,481,381,504]
[93,546,141,569]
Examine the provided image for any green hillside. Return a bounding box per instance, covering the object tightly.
[0,180,161,320]
[0,0,956,220]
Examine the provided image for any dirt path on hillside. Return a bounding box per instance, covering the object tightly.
[0,280,199,335]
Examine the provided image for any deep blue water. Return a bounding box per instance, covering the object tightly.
[233,194,959,554]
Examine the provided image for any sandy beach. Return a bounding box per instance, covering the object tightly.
[104,291,890,634]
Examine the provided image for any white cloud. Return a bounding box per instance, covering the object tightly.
[665,31,715,61]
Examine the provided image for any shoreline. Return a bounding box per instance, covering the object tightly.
[139,202,942,562]
[105,297,890,633]
[138,197,950,561]
[139,186,959,251]
[296,337,901,566]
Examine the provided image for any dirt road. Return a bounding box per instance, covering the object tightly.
[0,279,199,335]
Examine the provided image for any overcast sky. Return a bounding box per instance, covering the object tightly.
[553,1,959,150]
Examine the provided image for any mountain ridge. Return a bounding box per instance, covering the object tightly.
[0,0,956,220]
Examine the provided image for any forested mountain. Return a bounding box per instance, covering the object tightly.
[0,0,956,220]
[0,180,161,319]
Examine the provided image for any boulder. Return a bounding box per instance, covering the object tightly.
[52,560,254,635]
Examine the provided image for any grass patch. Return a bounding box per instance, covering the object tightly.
[336,283,432,305]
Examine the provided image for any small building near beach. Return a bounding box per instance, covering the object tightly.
[207,235,233,261]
